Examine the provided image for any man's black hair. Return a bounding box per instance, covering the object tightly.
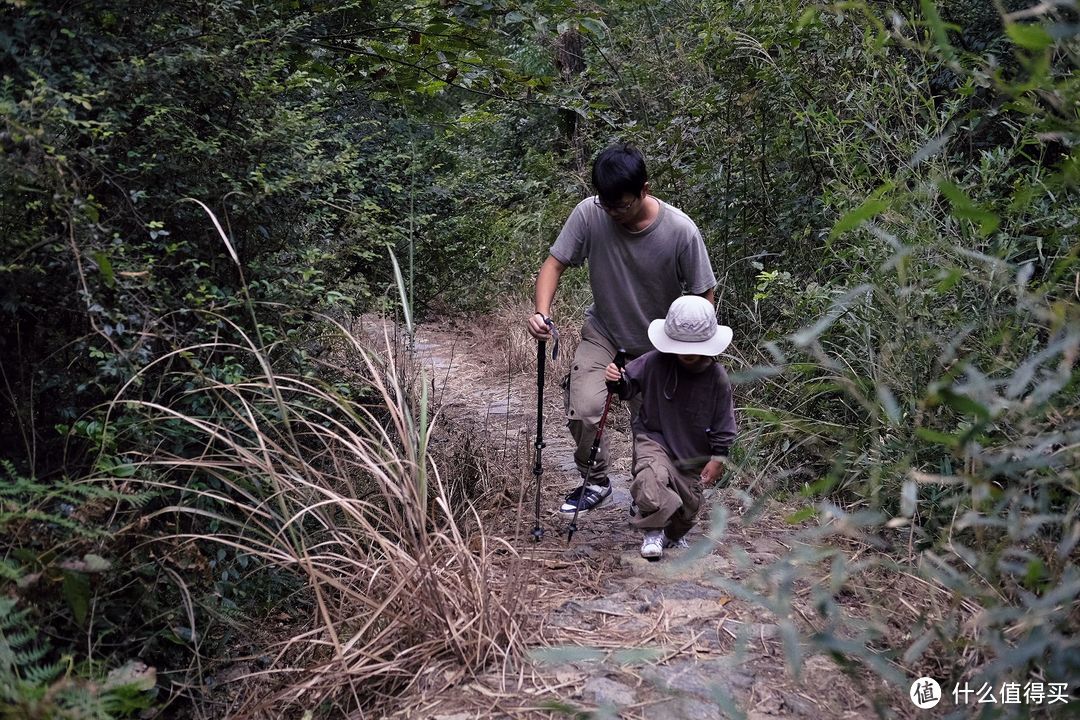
[591,144,648,204]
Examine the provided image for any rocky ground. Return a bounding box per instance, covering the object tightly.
[362,315,903,720]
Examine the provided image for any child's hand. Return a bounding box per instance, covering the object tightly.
[700,459,725,485]
[604,362,622,383]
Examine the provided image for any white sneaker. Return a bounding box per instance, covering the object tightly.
[640,530,664,559]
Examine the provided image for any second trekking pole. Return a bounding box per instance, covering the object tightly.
[567,349,626,542]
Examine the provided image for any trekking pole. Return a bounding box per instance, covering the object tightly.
[531,338,546,542]
[567,348,626,542]
[531,318,559,543]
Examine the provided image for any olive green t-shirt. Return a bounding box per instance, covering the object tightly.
[549,197,717,356]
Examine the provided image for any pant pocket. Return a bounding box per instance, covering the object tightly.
[561,371,571,416]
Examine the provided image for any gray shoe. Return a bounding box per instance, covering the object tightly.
[663,532,690,549]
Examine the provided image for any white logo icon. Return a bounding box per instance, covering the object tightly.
[910,677,942,709]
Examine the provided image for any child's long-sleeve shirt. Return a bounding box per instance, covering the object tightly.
[618,351,737,470]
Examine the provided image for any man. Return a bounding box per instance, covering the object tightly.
[527,143,717,516]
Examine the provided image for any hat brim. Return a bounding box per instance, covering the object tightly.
[648,320,733,356]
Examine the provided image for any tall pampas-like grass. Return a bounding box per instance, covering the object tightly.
[96,206,533,716]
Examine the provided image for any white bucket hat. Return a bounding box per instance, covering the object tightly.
[647,296,733,356]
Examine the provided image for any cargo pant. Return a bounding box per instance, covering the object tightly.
[628,435,703,541]
[563,318,641,483]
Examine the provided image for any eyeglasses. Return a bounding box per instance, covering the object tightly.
[594,196,637,213]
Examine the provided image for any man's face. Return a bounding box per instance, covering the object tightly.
[595,191,644,225]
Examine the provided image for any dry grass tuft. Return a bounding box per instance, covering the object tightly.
[104,312,536,716]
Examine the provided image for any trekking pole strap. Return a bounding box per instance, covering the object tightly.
[536,314,560,360]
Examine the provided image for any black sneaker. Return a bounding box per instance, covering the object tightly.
[559,483,612,515]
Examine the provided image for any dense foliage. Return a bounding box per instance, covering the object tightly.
[1,0,1076,715]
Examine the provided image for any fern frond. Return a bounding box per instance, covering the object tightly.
[0,560,23,582]
[21,660,63,686]
[3,631,35,652]
[0,510,106,538]
[0,599,30,630]
[14,643,49,668]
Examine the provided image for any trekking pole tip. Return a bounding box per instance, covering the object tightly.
[531,526,544,542]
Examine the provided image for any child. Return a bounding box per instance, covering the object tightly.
[604,295,736,559]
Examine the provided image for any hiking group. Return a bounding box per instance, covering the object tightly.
[527,143,737,561]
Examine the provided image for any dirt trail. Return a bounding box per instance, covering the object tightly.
[367,316,893,720]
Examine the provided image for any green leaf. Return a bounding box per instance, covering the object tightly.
[104,660,157,693]
[915,427,959,447]
[93,251,115,288]
[937,389,991,422]
[387,246,412,334]
[611,647,665,664]
[578,17,608,36]
[934,267,964,293]
[529,646,605,663]
[795,8,821,31]
[1006,23,1054,52]
[919,0,956,58]
[937,181,999,236]
[828,195,890,242]
[112,463,136,478]
[1023,558,1048,590]
[62,570,90,627]
[786,507,817,524]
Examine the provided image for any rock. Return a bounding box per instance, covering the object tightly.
[640,581,729,601]
[644,656,754,700]
[783,693,818,716]
[619,552,736,584]
[747,537,774,553]
[583,676,636,707]
[649,697,733,720]
[562,544,599,561]
[577,595,632,613]
[744,623,780,640]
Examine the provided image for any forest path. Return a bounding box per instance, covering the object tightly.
[362,314,890,720]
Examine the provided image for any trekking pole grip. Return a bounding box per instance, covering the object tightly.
[605,348,627,393]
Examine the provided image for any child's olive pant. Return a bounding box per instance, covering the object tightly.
[629,435,703,541]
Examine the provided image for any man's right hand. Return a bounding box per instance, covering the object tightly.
[527,312,552,340]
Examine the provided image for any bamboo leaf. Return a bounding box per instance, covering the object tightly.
[387,246,413,335]
[919,0,957,58]
[1006,22,1054,51]
[828,198,889,242]
[914,427,959,447]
